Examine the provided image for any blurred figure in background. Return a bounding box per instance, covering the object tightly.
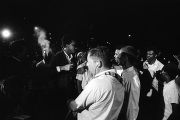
[113,46,123,76]
[143,47,164,94]
[76,51,93,94]
[142,47,165,120]
[0,40,30,119]
[117,45,140,120]
[163,75,180,120]
[34,26,54,67]
[49,34,78,119]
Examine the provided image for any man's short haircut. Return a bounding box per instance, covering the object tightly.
[88,46,112,68]
[120,45,139,67]
[61,34,76,48]
[146,46,158,55]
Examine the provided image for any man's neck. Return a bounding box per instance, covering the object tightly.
[96,67,110,75]
[148,58,156,65]
[122,61,132,70]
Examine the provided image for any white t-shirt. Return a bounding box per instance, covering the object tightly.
[146,59,164,77]
[144,59,164,91]
[75,69,125,120]
[163,80,180,120]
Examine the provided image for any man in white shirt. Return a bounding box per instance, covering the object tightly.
[163,76,180,120]
[142,48,164,120]
[116,45,140,120]
[143,48,164,94]
[68,46,125,120]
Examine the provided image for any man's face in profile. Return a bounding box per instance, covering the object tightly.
[114,49,121,64]
[87,54,97,76]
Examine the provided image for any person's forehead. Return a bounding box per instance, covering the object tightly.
[70,41,75,45]
[115,49,120,53]
[115,49,121,55]
[87,54,98,62]
[87,54,93,61]
[147,50,154,54]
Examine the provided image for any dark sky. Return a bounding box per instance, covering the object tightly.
[1,0,180,53]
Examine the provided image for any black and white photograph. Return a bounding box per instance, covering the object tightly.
[0,0,180,120]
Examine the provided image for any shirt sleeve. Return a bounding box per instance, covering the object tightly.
[131,75,141,120]
[163,86,173,120]
[75,79,98,110]
[76,66,86,81]
[158,61,164,71]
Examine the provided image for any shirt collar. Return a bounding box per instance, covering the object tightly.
[95,69,115,78]
[63,50,73,61]
[122,66,134,74]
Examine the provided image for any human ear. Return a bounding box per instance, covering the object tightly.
[96,61,102,68]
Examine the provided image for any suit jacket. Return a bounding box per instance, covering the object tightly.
[50,50,77,97]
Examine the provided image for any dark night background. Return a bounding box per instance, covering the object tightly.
[0,1,180,120]
[0,0,180,54]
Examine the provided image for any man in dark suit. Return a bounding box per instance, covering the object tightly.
[48,34,78,119]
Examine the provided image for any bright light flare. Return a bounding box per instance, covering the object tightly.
[1,29,12,39]
[34,26,38,30]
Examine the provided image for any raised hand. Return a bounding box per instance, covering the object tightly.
[56,64,74,72]
[63,64,74,71]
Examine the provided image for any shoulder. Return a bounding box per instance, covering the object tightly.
[156,59,164,66]
[55,50,63,56]
[53,51,65,59]
[163,80,176,96]
[163,80,179,103]
[89,74,111,88]
[164,80,175,90]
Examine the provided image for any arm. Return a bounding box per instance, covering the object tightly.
[56,64,74,72]
[131,75,141,120]
[163,96,172,120]
[167,103,179,120]
[68,80,97,112]
[162,84,178,120]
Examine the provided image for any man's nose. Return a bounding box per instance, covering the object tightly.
[86,62,89,67]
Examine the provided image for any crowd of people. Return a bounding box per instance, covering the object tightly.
[0,26,180,120]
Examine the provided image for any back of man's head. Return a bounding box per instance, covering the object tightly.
[120,45,137,58]
[175,76,180,87]
[119,45,139,68]
[88,46,112,68]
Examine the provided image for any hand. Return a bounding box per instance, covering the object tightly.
[56,64,74,72]
[147,89,152,97]
[143,62,148,69]
[63,64,74,71]
[36,60,45,67]
[67,99,77,112]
